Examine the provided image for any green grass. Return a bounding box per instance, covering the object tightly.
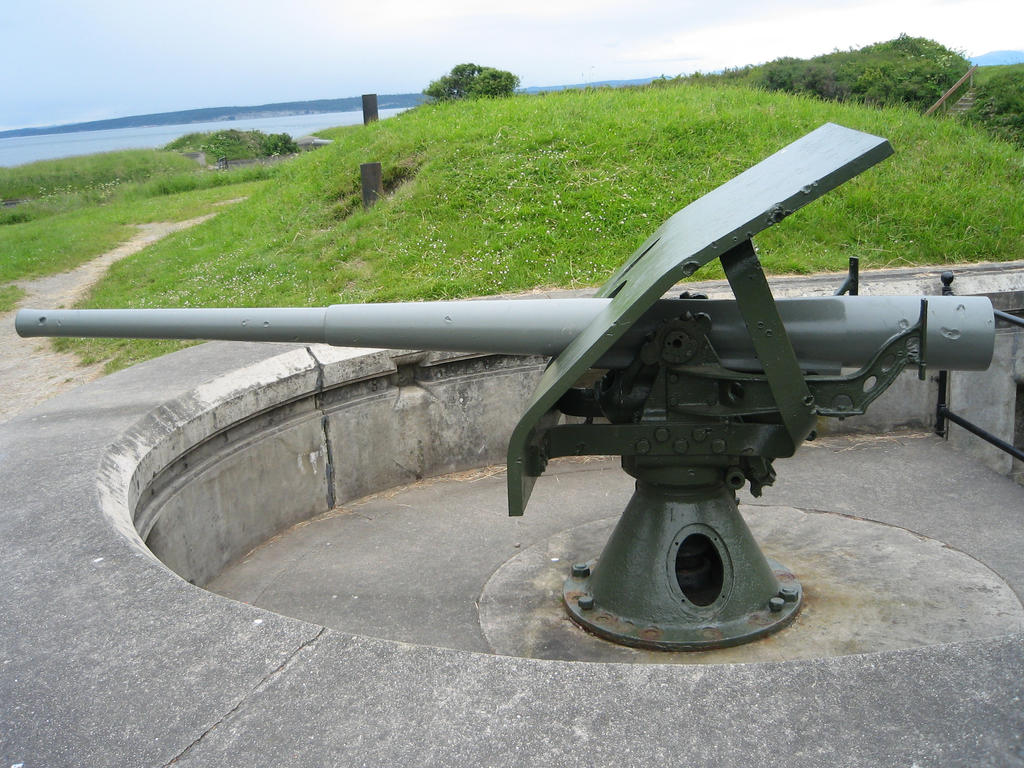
[974,63,1024,87]
[0,149,199,202]
[27,82,1024,371]
[962,64,1024,146]
[0,161,275,226]
[0,180,266,284]
[0,284,24,312]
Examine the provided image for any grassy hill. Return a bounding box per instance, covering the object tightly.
[0,149,200,204]
[0,149,275,312]
[53,81,1024,369]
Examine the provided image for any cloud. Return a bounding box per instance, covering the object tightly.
[0,0,1019,128]
[616,0,1023,73]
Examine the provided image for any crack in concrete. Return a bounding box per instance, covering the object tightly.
[162,626,328,766]
[305,346,337,510]
[214,346,340,606]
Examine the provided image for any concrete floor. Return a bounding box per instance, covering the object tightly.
[208,431,1024,664]
[5,336,1023,767]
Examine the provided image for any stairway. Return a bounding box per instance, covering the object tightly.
[949,88,977,114]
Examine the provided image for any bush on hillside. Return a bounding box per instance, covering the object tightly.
[759,58,849,101]
[164,129,298,160]
[424,63,520,101]
[852,36,967,106]
[259,132,299,156]
[755,36,969,109]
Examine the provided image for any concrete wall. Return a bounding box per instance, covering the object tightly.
[132,347,544,586]
[322,351,544,505]
[949,327,1024,480]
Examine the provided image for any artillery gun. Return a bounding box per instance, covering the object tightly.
[16,123,995,651]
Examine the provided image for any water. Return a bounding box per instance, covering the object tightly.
[0,108,406,167]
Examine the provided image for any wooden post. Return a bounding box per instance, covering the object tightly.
[360,162,383,208]
[362,94,379,125]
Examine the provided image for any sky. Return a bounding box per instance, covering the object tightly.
[2,0,1022,131]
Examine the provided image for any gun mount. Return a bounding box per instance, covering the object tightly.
[16,123,996,651]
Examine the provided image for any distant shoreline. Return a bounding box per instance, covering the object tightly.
[0,110,410,168]
[0,78,668,140]
[0,93,427,139]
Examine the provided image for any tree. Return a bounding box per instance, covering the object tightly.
[471,68,520,97]
[424,63,520,101]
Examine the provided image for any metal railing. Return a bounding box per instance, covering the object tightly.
[834,256,859,296]
[924,65,978,116]
[933,271,1024,462]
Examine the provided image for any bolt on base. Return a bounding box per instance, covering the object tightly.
[564,558,802,651]
[561,480,803,651]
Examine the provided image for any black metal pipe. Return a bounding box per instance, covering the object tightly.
[834,256,859,296]
[935,369,948,437]
[994,309,1024,328]
[938,406,1024,462]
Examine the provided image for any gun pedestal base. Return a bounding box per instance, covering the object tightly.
[563,475,801,651]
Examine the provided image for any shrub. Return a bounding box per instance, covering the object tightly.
[965,69,1024,146]
[164,129,298,160]
[424,63,520,101]
[471,69,520,98]
[751,35,969,110]
[260,132,299,156]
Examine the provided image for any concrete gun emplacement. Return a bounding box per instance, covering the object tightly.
[15,123,998,651]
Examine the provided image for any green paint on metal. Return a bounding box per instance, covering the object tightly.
[721,239,815,450]
[563,480,802,651]
[507,123,893,516]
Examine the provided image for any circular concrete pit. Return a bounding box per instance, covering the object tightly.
[3,325,1024,765]
[208,462,1024,664]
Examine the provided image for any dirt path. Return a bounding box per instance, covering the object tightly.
[0,215,215,423]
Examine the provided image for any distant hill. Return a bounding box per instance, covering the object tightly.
[0,93,428,139]
[970,50,1024,66]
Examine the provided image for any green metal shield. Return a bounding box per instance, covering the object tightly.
[506,123,893,515]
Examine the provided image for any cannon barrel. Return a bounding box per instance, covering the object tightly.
[15,294,994,372]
